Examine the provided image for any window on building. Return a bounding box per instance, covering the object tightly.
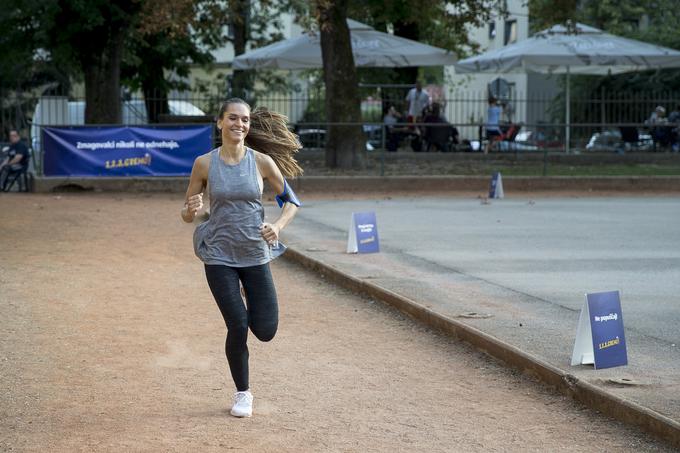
[489,22,496,40]
[504,20,517,45]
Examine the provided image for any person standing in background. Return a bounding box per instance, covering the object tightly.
[405,81,431,125]
[485,97,503,154]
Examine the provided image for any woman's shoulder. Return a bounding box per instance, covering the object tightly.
[250,148,274,165]
[192,149,215,173]
[196,149,216,164]
[250,148,277,177]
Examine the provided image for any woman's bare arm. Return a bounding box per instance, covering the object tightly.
[256,153,299,243]
[181,155,209,223]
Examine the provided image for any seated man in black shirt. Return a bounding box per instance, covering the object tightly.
[422,103,458,152]
[0,129,30,191]
[383,104,411,152]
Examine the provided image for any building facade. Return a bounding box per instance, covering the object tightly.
[445,0,560,141]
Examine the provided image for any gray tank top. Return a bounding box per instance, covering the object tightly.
[193,147,283,267]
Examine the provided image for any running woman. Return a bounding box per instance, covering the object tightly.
[181,98,302,417]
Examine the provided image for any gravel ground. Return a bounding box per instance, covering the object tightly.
[0,192,675,452]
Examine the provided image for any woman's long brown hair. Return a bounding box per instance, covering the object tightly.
[220,99,303,178]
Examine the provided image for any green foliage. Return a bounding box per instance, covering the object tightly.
[121,0,223,102]
[248,0,288,48]
[528,0,680,53]
[226,0,302,102]
[300,96,327,124]
[122,32,212,95]
[0,1,141,91]
[0,0,66,90]
[0,0,294,123]
[46,0,141,69]
[288,0,499,75]
[526,0,578,33]
[346,0,499,57]
[288,0,500,120]
[528,0,680,126]
[579,0,646,35]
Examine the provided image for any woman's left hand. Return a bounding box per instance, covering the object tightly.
[260,223,280,245]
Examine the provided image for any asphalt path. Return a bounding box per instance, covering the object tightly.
[272,193,680,423]
[287,196,680,346]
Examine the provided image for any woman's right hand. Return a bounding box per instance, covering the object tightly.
[186,193,203,216]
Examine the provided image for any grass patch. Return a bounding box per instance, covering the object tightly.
[483,163,680,177]
[300,153,680,177]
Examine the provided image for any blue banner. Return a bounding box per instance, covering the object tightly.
[588,290,628,369]
[43,125,213,176]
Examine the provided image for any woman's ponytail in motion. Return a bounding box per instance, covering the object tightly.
[246,107,304,178]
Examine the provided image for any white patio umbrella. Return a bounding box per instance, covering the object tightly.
[233,19,457,69]
[454,22,680,152]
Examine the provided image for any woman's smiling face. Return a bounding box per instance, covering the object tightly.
[219,102,250,143]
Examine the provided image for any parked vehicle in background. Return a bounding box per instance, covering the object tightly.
[511,129,563,150]
[30,97,206,154]
[296,128,326,149]
[585,128,653,153]
[295,126,376,151]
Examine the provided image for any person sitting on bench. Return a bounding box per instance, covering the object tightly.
[422,103,458,152]
[0,129,30,192]
[383,104,411,152]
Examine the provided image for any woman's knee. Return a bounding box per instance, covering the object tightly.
[226,318,249,343]
[250,322,278,342]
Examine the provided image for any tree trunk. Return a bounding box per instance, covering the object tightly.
[83,31,124,124]
[317,0,366,169]
[230,0,253,102]
[141,52,170,124]
[393,20,420,86]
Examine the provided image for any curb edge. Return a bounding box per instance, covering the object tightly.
[283,246,680,449]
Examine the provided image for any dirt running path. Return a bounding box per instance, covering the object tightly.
[0,193,673,452]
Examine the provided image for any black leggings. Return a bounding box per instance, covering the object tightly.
[204,263,279,392]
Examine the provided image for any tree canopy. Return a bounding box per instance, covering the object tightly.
[286,0,501,169]
[528,0,680,92]
[0,0,263,123]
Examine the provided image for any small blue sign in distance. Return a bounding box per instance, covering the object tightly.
[588,290,628,369]
[353,211,379,254]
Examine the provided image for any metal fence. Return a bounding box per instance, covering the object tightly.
[2,86,679,175]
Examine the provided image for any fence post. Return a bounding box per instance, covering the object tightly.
[316,123,321,150]
[380,123,385,177]
[565,67,571,154]
[601,85,606,132]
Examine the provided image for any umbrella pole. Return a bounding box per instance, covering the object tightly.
[565,67,571,153]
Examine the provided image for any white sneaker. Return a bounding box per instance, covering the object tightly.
[230,390,253,417]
